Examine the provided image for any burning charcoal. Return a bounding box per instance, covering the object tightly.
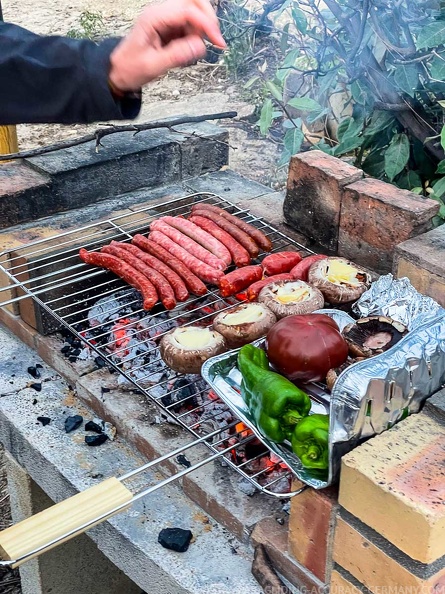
[176,455,191,468]
[27,366,41,379]
[85,434,108,447]
[237,477,257,497]
[158,528,193,553]
[29,383,42,392]
[65,415,83,433]
[37,416,51,426]
[85,420,103,434]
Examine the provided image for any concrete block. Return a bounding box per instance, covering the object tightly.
[283,151,363,252]
[0,307,37,351]
[339,411,445,563]
[185,169,274,202]
[338,178,439,274]
[173,121,229,179]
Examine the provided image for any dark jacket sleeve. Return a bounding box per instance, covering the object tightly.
[0,21,141,125]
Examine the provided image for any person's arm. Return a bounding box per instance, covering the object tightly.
[0,21,141,125]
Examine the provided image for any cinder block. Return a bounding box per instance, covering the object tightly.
[288,485,339,582]
[339,411,445,563]
[339,178,439,274]
[173,121,229,179]
[333,516,445,593]
[283,150,363,252]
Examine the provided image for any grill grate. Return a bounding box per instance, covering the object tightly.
[0,192,315,498]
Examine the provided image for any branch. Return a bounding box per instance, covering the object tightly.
[374,100,410,111]
[0,112,237,162]
[252,545,292,594]
[348,0,370,64]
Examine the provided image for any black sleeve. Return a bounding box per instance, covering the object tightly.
[0,21,141,125]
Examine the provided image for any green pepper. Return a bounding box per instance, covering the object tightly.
[237,344,311,443]
[291,414,329,470]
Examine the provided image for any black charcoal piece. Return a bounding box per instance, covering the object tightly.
[85,420,103,434]
[72,340,81,348]
[95,356,106,368]
[158,528,193,553]
[65,415,83,433]
[85,434,108,446]
[72,348,81,357]
[36,363,43,369]
[176,455,191,469]
[37,416,51,426]
[61,345,71,354]
[29,383,42,392]
[68,356,78,363]
[27,366,41,379]
[101,387,111,394]
[32,399,38,405]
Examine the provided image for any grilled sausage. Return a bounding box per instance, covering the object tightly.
[218,265,263,298]
[111,241,189,302]
[149,230,224,285]
[79,248,158,310]
[132,235,207,296]
[191,203,272,252]
[188,215,251,267]
[261,251,303,276]
[150,219,226,271]
[246,273,295,301]
[290,254,328,281]
[101,244,177,310]
[191,208,259,259]
[161,216,232,267]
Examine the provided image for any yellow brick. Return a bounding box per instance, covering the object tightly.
[396,258,445,307]
[330,569,362,594]
[339,412,445,563]
[333,517,445,592]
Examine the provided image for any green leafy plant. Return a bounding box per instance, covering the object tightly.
[67,11,105,41]
[257,0,445,224]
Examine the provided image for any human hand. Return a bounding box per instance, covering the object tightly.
[109,0,226,92]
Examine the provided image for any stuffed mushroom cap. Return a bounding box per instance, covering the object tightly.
[159,326,227,375]
[308,257,371,304]
[258,280,324,319]
[212,302,277,348]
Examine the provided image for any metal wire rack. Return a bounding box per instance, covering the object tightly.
[0,192,315,499]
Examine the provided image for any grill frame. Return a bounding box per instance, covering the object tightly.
[0,192,316,498]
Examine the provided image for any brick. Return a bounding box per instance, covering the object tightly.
[338,178,439,274]
[0,307,37,350]
[283,151,363,252]
[251,516,326,592]
[333,516,445,593]
[330,568,364,594]
[289,485,339,582]
[339,411,445,563]
[394,257,445,307]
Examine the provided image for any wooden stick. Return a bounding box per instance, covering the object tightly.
[252,544,292,594]
[0,126,18,162]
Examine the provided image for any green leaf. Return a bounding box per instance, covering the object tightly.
[384,134,410,181]
[306,107,330,124]
[291,6,308,34]
[280,23,290,53]
[244,76,259,90]
[278,149,292,168]
[395,170,422,190]
[432,176,445,198]
[265,81,283,102]
[258,99,273,136]
[393,64,419,98]
[316,141,335,156]
[351,80,368,106]
[439,204,445,219]
[334,135,363,156]
[441,126,445,151]
[284,127,304,156]
[287,97,322,112]
[362,151,386,178]
[282,48,301,69]
[416,22,445,50]
[363,111,395,137]
[437,160,445,175]
[337,118,351,143]
[429,55,445,80]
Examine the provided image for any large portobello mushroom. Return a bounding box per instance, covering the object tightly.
[308,257,371,304]
[159,326,227,375]
[212,303,277,349]
[257,280,324,319]
[342,316,408,358]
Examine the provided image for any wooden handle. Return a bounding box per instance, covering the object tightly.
[0,478,133,567]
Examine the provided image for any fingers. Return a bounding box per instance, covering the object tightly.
[156,34,207,70]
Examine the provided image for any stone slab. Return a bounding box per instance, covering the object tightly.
[184,169,274,202]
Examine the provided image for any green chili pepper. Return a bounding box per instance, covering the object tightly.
[291,414,329,470]
[237,344,311,443]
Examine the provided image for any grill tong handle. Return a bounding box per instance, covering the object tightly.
[0,477,133,568]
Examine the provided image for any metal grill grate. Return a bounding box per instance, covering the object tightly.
[0,192,315,498]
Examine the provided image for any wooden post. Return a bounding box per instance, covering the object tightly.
[0,126,19,158]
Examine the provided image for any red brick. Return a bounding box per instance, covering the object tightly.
[339,178,439,274]
[283,151,363,252]
[289,485,339,582]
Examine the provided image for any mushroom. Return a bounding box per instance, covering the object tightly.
[307,257,371,304]
[212,302,277,349]
[257,280,324,319]
[159,326,227,375]
[341,316,408,358]
[325,356,366,391]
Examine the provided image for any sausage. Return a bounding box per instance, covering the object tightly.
[111,241,188,302]
[191,203,272,252]
[246,273,295,301]
[261,251,303,276]
[161,216,232,267]
[79,248,158,310]
[191,208,259,258]
[101,244,177,310]
[149,230,224,285]
[132,235,207,296]
[218,265,263,298]
[189,215,251,267]
[290,254,328,281]
[150,219,226,271]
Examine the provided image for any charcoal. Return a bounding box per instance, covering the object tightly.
[32,399,38,405]
[65,415,83,433]
[85,434,108,447]
[72,348,81,357]
[72,340,81,348]
[27,366,41,379]
[158,528,193,553]
[176,454,191,468]
[68,356,78,363]
[37,416,51,426]
[237,477,257,497]
[95,356,106,368]
[29,383,42,392]
[36,364,43,369]
[101,387,111,394]
[61,345,71,354]
[85,420,103,434]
